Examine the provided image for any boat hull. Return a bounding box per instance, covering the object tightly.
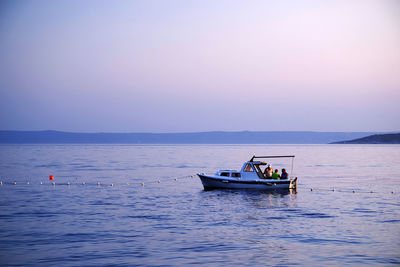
[198,174,296,190]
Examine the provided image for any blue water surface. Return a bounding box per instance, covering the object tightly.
[0,144,399,266]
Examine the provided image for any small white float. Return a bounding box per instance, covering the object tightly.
[197,155,297,191]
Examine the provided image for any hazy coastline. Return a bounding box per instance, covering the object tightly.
[0,130,381,144]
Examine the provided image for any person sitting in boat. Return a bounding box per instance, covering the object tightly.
[272,169,280,179]
[264,165,273,178]
[281,168,289,179]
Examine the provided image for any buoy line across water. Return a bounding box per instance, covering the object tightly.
[0,175,399,194]
[0,177,398,195]
[303,186,398,194]
[0,174,196,188]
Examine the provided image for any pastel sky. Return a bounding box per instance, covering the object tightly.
[0,0,399,132]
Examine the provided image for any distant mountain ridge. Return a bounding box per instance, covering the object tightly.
[0,130,379,144]
[332,133,400,144]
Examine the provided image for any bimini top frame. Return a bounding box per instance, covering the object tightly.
[250,155,295,162]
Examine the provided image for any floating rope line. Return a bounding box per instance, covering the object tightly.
[301,186,398,194]
[0,176,398,194]
[0,175,196,188]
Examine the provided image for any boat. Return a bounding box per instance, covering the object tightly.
[197,155,298,190]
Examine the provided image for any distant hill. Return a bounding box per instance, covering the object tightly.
[332,133,400,144]
[0,130,376,144]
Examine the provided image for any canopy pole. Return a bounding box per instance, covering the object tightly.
[290,156,294,178]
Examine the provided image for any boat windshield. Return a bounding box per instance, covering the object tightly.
[253,164,265,179]
[243,163,254,172]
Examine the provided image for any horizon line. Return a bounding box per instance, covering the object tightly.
[0,130,396,134]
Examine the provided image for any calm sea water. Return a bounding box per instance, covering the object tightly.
[0,144,399,266]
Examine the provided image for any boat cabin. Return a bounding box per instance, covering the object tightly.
[215,161,268,180]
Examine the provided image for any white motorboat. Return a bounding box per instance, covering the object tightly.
[197,155,297,190]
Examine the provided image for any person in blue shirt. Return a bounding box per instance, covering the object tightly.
[281,168,289,179]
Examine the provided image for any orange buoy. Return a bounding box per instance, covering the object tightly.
[49,175,54,180]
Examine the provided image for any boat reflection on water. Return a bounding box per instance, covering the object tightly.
[199,186,298,210]
[202,187,297,195]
